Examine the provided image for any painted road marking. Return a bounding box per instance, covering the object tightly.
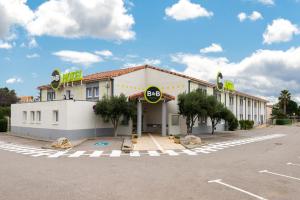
[89,151,103,157]
[208,179,268,200]
[110,150,121,157]
[69,151,86,158]
[194,148,211,154]
[165,150,179,156]
[130,151,140,157]
[148,150,160,156]
[182,149,197,155]
[259,170,300,181]
[287,162,300,167]
[148,133,165,153]
[49,151,68,158]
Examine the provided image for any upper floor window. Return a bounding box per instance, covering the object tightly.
[93,87,99,97]
[240,98,243,106]
[229,96,234,106]
[47,90,56,101]
[86,86,99,99]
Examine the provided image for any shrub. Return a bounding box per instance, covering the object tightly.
[0,106,10,118]
[275,119,292,125]
[0,118,8,132]
[228,117,239,131]
[239,120,254,130]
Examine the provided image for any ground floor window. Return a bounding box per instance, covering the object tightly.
[22,111,27,123]
[36,111,41,122]
[53,110,59,123]
[30,111,35,123]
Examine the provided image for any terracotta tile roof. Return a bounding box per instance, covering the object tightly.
[128,91,175,101]
[36,65,267,102]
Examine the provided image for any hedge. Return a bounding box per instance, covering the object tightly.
[0,118,8,132]
[0,106,10,119]
[275,119,292,125]
[239,120,254,130]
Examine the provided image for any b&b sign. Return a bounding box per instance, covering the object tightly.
[144,86,162,103]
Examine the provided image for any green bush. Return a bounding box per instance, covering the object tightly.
[228,117,239,131]
[275,119,292,125]
[0,106,10,118]
[239,120,254,130]
[0,118,8,132]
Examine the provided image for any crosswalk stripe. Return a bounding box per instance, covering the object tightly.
[165,150,179,156]
[69,151,85,158]
[182,149,197,155]
[194,148,211,154]
[31,153,51,157]
[110,150,121,157]
[130,151,140,157]
[89,151,103,157]
[148,150,160,156]
[48,151,67,158]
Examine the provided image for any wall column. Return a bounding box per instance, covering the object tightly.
[162,100,167,137]
[137,99,142,137]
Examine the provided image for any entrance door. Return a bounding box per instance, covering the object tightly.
[168,114,181,135]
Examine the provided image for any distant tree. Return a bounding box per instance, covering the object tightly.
[278,90,291,115]
[205,96,229,134]
[286,100,298,116]
[94,94,135,137]
[178,89,207,134]
[0,87,18,107]
[271,104,286,119]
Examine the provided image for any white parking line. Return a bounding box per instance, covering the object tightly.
[182,149,197,156]
[208,179,268,200]
[165,150,179,156]
[259,170,300,181]
[69,151,86,158]
[148,150,160,156]
[48,151,68,158]
[89,151,103,157]
[287,162,300,167]
[148,133,165,153]
[130,151,140,157]
[110,150,121,157]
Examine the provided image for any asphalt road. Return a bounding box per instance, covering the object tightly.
[0,125,299,200]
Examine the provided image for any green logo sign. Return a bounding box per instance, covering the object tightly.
[144,86,162,103]
[216,72,235,92]
[50,69,83,90]
[51,69,61,90]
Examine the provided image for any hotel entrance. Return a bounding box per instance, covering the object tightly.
[129,89,175,137]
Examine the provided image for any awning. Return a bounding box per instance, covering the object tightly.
[128,91,175,102]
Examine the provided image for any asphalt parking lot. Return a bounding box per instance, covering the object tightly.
[0,125,299,200]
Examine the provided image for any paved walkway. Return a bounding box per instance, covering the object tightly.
[133,133,185,151]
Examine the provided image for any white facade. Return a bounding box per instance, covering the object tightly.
[11,66,267,141]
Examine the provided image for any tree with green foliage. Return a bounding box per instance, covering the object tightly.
[286,100,298,116]
[94,94,135,137]
[278,90,291,115]
[0,87,18,107]
[205,95,231,134]
[178,89,207,134]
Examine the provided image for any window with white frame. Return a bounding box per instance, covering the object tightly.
[22,111,27,122]
[229,96,234,106]
[30,111,35,123]
[53,110,59,123]
[93,87,99,97]
[36,111,41,122]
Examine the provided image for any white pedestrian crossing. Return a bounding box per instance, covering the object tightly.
[0,133,285,159]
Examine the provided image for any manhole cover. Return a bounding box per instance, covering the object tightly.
[274,142,282,145]
[95,141,110,146]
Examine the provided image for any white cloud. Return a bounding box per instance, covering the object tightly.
[26,0,135,40]
[238,11,263,22]
[258,0,275,5]
[200,43,223,54]
[0,0,34,39]
[26,53,40,59]
[6,77,23,84]
[165,0,213,21]
[94,50,113,57]
[124,58,161,68]
[238,12,247,22]
[28,37,38,48]
[171,47,300,103]
[53,50,102,66]
[263,18,299,44]
[0,41,12,49]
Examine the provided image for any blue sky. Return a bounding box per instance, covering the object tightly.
[1,0,300,103]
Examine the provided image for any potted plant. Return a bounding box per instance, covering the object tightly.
[174,135,180,144]
[169,134,174,140]
[132,133,138,144]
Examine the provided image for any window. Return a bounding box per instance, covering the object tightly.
[248,114,251,120]
[93,87,99,97]
[30,111,35,123]
[22,111,27,122]
[66,90,71,99]
[240,114,243,120]
[53,110,59,123]
[240,98,244,106]
[229,96,234,106]
[171,115,179,126]
[86,88,93,98]
[36,111,41,122]
[47,91,56,101]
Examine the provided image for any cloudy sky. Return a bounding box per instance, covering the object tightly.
[1,0,300,104]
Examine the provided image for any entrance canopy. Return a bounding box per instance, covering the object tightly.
[128,91,175,102]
